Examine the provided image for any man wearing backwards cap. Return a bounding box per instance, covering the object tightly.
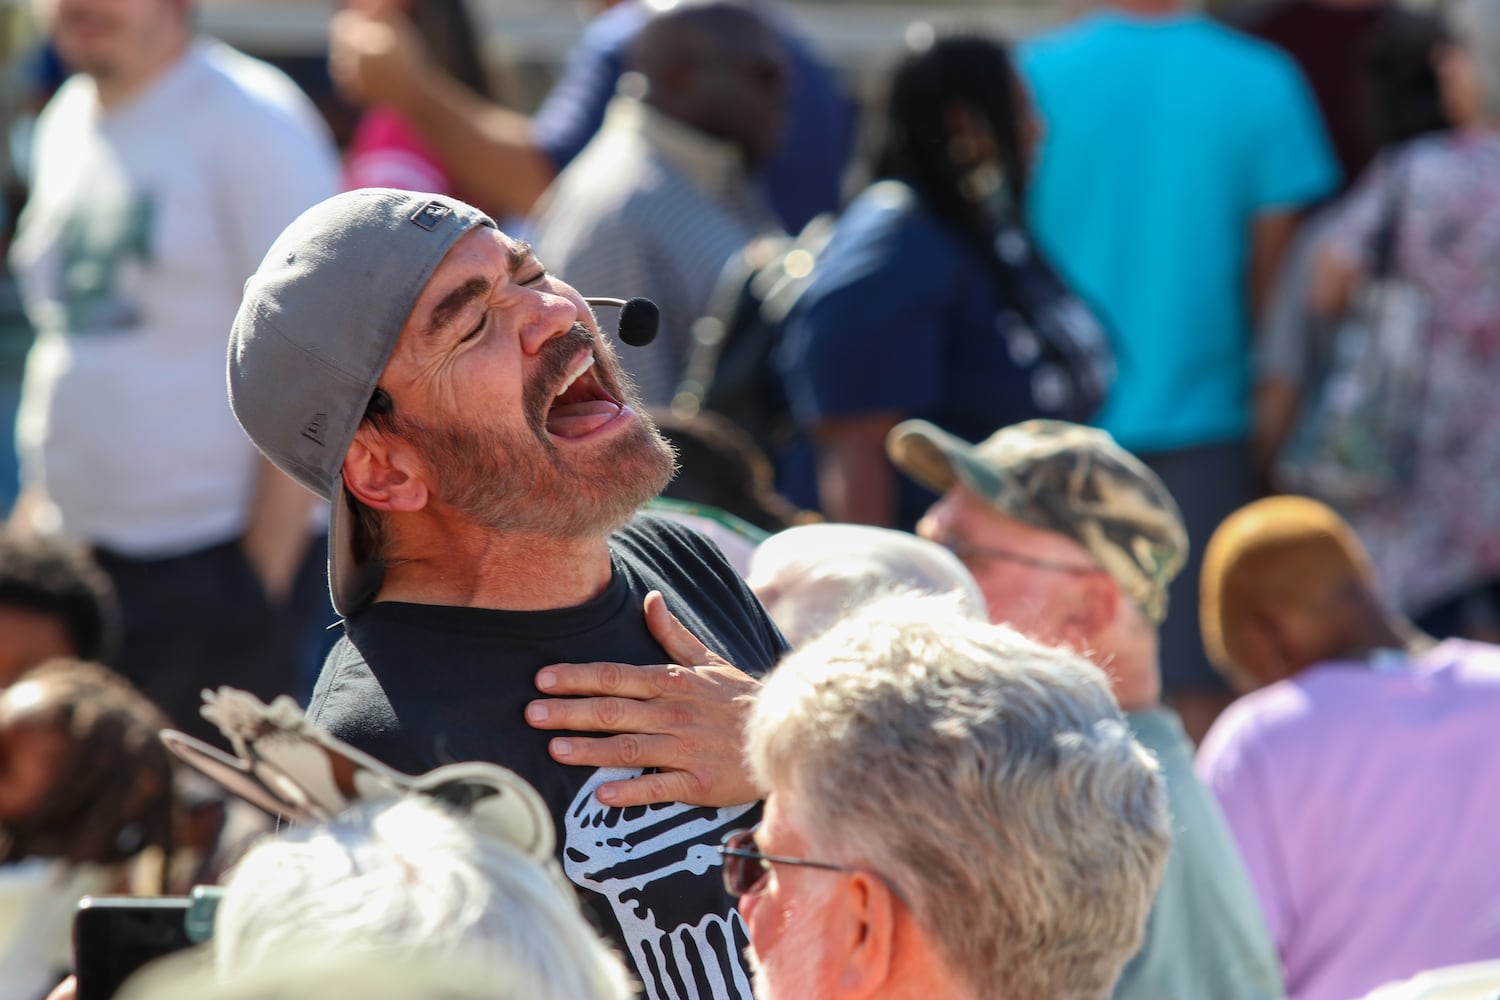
[228,188,786,998]
[888,418,1284,1000]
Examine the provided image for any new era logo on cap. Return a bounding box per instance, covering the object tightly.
[411,202,452,231]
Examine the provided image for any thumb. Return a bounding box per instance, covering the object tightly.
[643,591,721,666]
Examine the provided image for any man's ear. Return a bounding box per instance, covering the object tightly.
[837,871,896,999]
[342,424,429,514]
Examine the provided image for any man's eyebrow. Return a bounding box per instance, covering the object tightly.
[508,240,539,276]
[424,276,491,342]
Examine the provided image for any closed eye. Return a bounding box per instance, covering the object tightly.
[461,310,488,343]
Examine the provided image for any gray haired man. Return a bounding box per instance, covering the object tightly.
[728,594,1170,999]
[889,418,1285,1000]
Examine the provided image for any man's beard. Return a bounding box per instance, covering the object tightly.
[398,326,675,540]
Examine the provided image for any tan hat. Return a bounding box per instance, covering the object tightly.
[887,419,1188,624]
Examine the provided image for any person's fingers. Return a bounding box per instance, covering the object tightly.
[534,660,672,700]
[543,732,682,771]
[643,590,721,666]
[586,765,713,808]
[525,693,691,734]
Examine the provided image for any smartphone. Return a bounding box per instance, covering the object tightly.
[73,896,193,1000]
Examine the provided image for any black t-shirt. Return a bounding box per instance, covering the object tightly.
[307,514,785,999]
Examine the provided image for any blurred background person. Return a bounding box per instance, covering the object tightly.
[0,528,117,686]
[746,522,983,646]
[1255,4,1449,482]
[1233,0,1395,191]
[1021,0,1340,742]
[645,407,813,577]
[534,0,788,407]
[328,0,853,234]
[0,658,177,1000]
[340,0,493,200]
[1304,0,1500,643]
[737,595,1170,1000]
[7,0,340,740]
[890,418,1284,1000]
[776,29,1111,531]
[1199,495,1500,1000]
[649,407,809,537]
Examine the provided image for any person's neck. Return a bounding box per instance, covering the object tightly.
[1337,611,1437,664]
[1090,625,1162,713]
[94,33,192,110]
[375,523,615,611]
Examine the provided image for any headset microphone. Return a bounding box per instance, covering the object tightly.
[584,296,659,348]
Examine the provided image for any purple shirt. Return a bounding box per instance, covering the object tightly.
[1197,641,1500,1000]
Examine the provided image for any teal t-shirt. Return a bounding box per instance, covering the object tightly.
[1021,14,1338,452]
[1121,708,1285,1000]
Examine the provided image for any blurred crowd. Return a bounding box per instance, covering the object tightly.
[3,0,1500,997]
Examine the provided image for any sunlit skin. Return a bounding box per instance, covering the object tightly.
[342,226,673,611]
[916,484,1099,647]
[739,794,853,1000]
[0,608,76,688]
[916,484,1161,710]
[738,790,963,999]
[0,680,70,824]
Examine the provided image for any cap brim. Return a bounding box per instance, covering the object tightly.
[328,476,384,619]
[886,419,1005,505]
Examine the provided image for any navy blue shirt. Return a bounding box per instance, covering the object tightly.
[308,515,785,998]
[777,180,1097,529]
[531,1,855,233]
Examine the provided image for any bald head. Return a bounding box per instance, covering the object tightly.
[629,0,787,165]
[1202,496,1385,691]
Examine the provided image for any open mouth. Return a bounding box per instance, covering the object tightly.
[545,353,625,439]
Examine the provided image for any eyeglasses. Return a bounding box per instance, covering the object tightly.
[933,536,1099,576]
[718,827,863,898]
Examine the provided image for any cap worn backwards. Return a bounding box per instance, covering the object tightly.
[887,418,1189,625]
[226,188,496,617]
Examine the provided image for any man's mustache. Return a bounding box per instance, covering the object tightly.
[526,323,599,428]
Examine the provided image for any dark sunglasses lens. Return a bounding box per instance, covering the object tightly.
[722,830,769,897]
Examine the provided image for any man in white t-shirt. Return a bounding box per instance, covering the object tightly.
[8,0,339,742]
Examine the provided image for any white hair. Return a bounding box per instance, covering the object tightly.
[124,949,599,1000]
[746,595,1170,999]
[747,523,986,646]
[213,796,634,1000]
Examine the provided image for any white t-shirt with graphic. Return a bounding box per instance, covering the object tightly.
[11,39,338,555]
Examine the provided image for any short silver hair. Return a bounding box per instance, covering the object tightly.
[213,796,634,1000]
[747,523,986,646]
[747,596,1170,999]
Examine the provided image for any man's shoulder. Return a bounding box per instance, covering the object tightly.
[305,635,409,764]
[183,40,330,138]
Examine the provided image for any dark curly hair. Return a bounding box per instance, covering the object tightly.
[0,659,177,889]
[0,530,119,664]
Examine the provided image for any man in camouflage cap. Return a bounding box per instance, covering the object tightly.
[888,418,1285,1000]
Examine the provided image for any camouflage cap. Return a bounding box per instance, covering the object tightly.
[887,419,1188,625]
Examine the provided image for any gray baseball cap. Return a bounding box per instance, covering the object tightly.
[228,188,495,618]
